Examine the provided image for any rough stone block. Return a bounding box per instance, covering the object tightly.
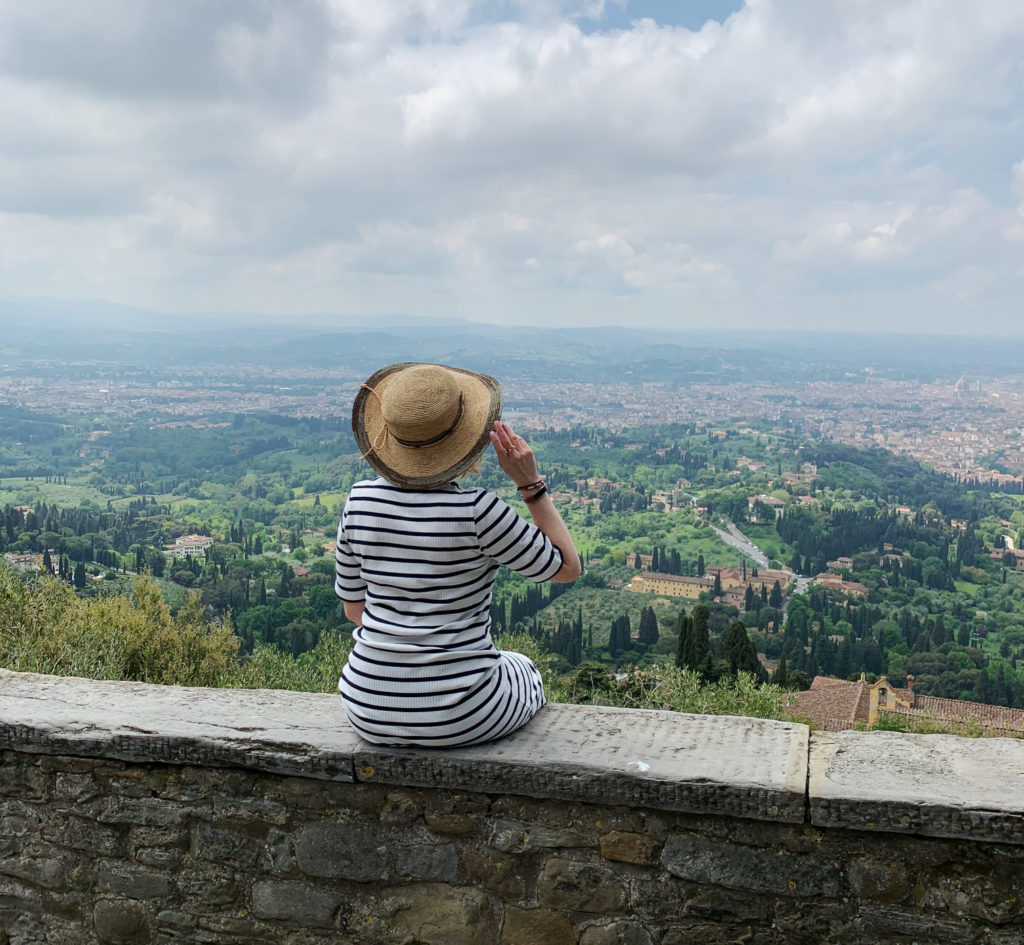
[353,884,496,945]
[580,920,653,945]
[627,874,696,922]
[538,856,628,913]
[463,849,527,901]
[425,811,479,836]
[153,909,193,930]
[845,855,911,903]
[190,822,263,868]
[294,821,386,881]
[381,790,423,826]
[0,876,41,909]
[661,833,841,898]
[396,842,459,882]
[210,794,290,825]
[0,670,359,782]
[44,817,123,856]
[921,863,1024,925]
[683,884,770,923]
[97,865,174,900]
[661,922,757,945]
[491,818,594,853]
[0,856,65,890]
[134,847,184,871]
[501,905,575,945]
[175,863,240,907]
[852,906,977,944]
[354,702,809,823]
[809,731,1024,845]
[98,797,187,827]
[0,763,45,799]
[251,880,342,927]
[93,899,151,944]
[599,830,661,865]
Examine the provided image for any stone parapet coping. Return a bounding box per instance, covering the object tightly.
[2,670,1022,845]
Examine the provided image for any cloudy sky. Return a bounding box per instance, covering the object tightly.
[1,0,1023,334]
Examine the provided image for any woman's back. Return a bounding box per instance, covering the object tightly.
[337,478,559,646]
[335,477,562,746]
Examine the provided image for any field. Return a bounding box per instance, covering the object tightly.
[0,477,111,508]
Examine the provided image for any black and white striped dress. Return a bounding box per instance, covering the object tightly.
[334,477,564,747]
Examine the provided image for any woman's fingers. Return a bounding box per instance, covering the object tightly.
[493,421,516,456]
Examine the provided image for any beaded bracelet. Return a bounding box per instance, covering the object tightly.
[523,485,548,503]
[517,479,545,492]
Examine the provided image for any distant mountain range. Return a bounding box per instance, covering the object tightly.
[3,296,1024,384]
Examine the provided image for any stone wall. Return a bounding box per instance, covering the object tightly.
[1,669,1023,944]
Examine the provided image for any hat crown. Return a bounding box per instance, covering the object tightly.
[380,365,462,445]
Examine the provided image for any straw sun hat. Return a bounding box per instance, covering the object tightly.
[352,362,503,489]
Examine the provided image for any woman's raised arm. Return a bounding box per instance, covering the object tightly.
[490,421,581,583]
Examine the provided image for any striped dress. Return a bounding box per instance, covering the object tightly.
[334,477,564,747]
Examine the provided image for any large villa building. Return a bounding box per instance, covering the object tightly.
[626,573,714,599]
[165,535,215,558]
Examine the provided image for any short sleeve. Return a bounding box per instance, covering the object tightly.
[334,508,366,602]
[474,491,563,583]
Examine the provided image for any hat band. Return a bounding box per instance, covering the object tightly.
[390,393,465,448]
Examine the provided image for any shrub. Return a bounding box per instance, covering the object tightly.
[0,564,237,686]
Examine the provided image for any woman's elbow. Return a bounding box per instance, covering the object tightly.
[551,557,582,583]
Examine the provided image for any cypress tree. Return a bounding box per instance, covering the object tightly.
[675,614,692,670]
[719,620,762,679]
[775,653,788,687]
[676,605,712,676]
[638,606,659,646]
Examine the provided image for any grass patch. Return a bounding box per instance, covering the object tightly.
[0,478,111,508]
[291,491,347,509]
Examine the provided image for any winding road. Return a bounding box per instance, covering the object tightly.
[710,522,770,569]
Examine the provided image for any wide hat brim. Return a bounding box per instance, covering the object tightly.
[352,362,503,489]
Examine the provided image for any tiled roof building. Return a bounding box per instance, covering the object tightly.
[626,573,714,599]
[789,674,1024,737]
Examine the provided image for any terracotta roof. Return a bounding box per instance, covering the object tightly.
[788,676,1024,736]
[893,695,1024,737]
[789,677,865,727]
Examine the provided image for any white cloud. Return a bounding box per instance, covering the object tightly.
[0,0,1023,332]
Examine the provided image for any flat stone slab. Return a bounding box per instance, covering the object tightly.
[354,702,810,822]
[0,670,358,780]
[809,730,1024,844]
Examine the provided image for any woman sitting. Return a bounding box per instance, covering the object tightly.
[335,362,580,747]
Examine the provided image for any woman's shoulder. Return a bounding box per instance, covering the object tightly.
[349,478,490,502]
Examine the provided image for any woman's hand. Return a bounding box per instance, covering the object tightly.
[490,421,540,487]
